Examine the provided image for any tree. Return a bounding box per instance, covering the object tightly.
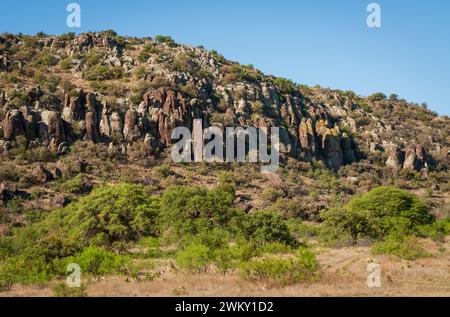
[237,211,296,246]
[369,92,387,102]
[321,186,435,241]
[160,186,237,237]
[389,94,399,101]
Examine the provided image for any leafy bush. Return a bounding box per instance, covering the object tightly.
[64,246,129,276]
[0,184,157,287]
[84,65,123,81]
[272,77,298,94]
[369,92,387,102]
[154,35,176,46]
[58,174,92,194]
[372,236,431,260]
[34,51,58,66]
[5,184,160,261]
[175,230,239,274]
[160,186,237,238]
[138,237,163,258]
[154,164,175,178]
[417,219,450,242]
[176,243,211,273]
[59,58,72,70]
[240,248,319,287]
[138,44,160,62]
[321,186,435,243]
[58,184,161,247]
[236,211,296,246]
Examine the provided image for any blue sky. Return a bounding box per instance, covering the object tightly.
[1,0,449,115]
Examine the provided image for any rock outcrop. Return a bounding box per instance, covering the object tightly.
[0,32,446,173]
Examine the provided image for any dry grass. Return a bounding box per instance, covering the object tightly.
[2,239,448,297]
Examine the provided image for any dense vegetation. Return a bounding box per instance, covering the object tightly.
[0,182,317,290]
[1,178,446,293]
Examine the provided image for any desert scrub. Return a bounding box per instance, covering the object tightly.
[63,247,130,276]
[176,243,211,274]
[57,174,93,195]
[153,164,175,178]
[160,185,238,238]
[235,211,297,247]
[417,219,450,242]
[0,183,161,288]
[371,236,431,260]
[137,237,164,258]
[240,248,320,287]
[321,186,435,244]
[175,229,239,274]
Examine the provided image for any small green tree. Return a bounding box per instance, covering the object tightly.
[237,211,296,246]
[321,186,435,242]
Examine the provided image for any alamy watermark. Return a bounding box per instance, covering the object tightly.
[367,3,382,28]
[171,119,280,173]
[66,3,81,28]
[367,262,381,288]
[66,263,81,288]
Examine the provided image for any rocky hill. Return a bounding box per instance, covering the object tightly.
[0,31,449,220]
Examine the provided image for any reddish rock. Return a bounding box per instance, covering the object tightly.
[2,110,25,141]
[85,111,99,142]
[32,164,54,183]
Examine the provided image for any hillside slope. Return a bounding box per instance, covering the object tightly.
[0,31,449,223]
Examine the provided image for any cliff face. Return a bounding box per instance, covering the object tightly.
[0,32,449,173]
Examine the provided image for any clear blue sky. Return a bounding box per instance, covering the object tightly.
[1,0,449,115]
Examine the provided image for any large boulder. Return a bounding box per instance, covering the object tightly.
[32,164,54,183]
[123,108,142,142]
[1,182,27,205]
[85,111,99,142]
[40,111,66,144]
[299,118,317,161]
[404,145,429,171]
[2,110,25,141]
[386,143,405,170]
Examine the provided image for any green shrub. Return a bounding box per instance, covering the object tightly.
[261,188,283,204]
[5,184,160,260]
[154,164,175,178]
[0,252,57,286]
[59,58,72,70]
[369,92,387,102]
[59,184,161,247]
[58,174,92,194]
[84,65,123,81]
[321,186,435,243]
[417,219,450,242]
[64,247,129,276]
[240,248,319,287]
[236,211,296,246]
[176,230,240,275]
[34,51,58,66]
[272,77,298,94]
[287,220,321,239]
[154,35,176,46]
[372,236,431,260]
[160,186,237,238]
[176,243,211,273]
[138,237,163,258]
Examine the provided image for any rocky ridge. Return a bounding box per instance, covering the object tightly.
[0,32,449,174]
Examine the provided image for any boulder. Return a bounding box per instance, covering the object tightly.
[2,110,25,141]
[32,164,54,183]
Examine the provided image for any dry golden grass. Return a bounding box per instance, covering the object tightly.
[2,239,448,297]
